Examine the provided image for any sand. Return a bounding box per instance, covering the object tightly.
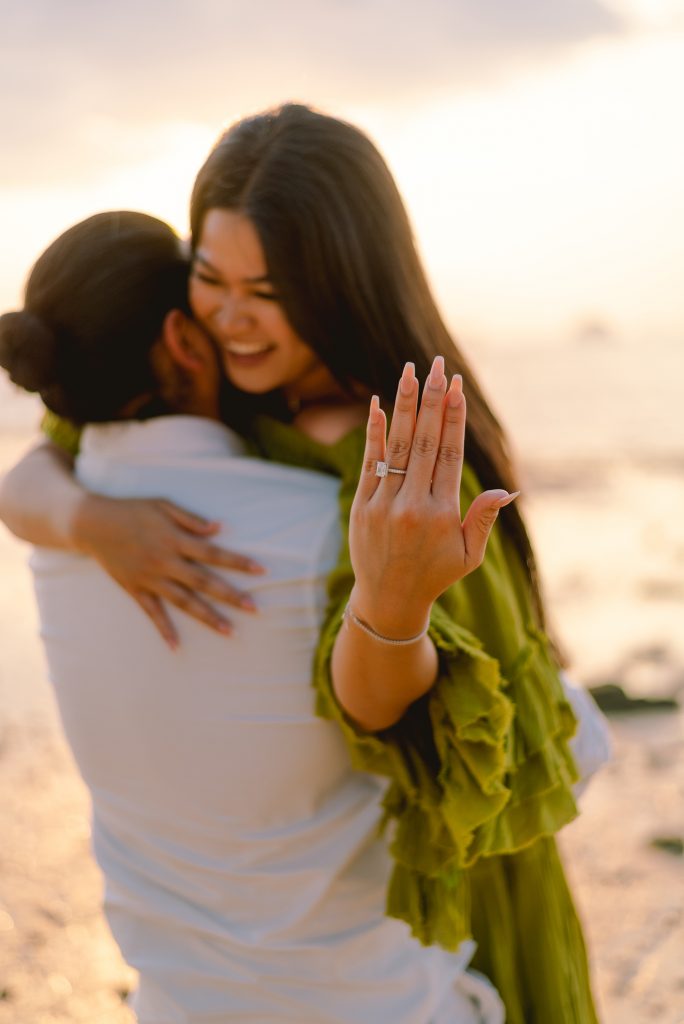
[0,338,683,1023]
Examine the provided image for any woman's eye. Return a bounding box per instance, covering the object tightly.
[252,291,280,302]
[192,270,221,286]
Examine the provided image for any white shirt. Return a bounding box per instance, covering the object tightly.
[31,416,504,1024]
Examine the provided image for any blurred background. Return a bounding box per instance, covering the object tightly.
[0,2,682,1022]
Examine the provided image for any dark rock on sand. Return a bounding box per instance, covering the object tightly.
[649,836,684,857]
[589,682,680,714]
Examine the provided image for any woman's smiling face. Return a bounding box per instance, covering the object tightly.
[189,209,337,403]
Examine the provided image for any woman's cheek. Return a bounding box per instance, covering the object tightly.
[188,280,210,323]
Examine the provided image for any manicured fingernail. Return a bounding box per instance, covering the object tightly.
[239,595,257,612]
[248,562,266,575]
[217,622,233,635]
[429,355,445,389]
[166,635,179,652]
[400,362,415,396]
[447,374,463,406]
[369,394,382,425]
[493,490,521,509]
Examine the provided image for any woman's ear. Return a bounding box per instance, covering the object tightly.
[160,309,214,373]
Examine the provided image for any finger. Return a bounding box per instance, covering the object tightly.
[159,500,221,536]
[379,361,419,495]
[431,375,466,506]
[462,489,520,571]
[165,559,257,612]
[404,355,447,492]
[133,590,178,650]
[356,395,387,503]
[156,581,235,635]
[178,538,266,575]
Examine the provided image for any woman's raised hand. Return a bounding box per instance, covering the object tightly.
[74,494,264,648]
[348,356,518,638]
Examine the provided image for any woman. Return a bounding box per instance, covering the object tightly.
[0,106,602,1022]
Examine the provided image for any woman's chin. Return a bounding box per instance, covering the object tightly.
[222,353,280,393]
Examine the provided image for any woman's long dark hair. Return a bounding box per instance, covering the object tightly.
[191,104,550,631]
[0,212,190,424]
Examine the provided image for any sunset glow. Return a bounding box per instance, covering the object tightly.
[1,8,682,347]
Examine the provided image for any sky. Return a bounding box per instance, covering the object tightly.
[1,0,683,346]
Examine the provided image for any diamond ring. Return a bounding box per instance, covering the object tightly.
[375,461,408,478]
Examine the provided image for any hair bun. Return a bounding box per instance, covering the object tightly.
[0,309,60,394]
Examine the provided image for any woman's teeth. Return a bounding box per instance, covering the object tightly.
[224,342,272,356]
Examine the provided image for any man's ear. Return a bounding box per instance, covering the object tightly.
[160,309,215,373]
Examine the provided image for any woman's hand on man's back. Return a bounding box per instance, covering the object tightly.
[73,493,264,648]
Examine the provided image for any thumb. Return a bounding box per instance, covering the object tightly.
[462,490,520,570]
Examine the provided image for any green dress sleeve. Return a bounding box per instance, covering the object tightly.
[41,409,82,457]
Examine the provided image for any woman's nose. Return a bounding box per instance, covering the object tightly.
[214,297,252,334]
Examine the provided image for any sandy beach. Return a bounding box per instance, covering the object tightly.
[0,336,682,1024]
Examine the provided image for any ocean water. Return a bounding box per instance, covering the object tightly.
[473,335,684,467]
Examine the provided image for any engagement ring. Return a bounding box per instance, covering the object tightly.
[375,461,408,477]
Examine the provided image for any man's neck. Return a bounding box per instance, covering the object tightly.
[176,393,221,421]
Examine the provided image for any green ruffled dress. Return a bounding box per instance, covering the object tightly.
[44,410,599,1023]
[252,416,599,1024]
